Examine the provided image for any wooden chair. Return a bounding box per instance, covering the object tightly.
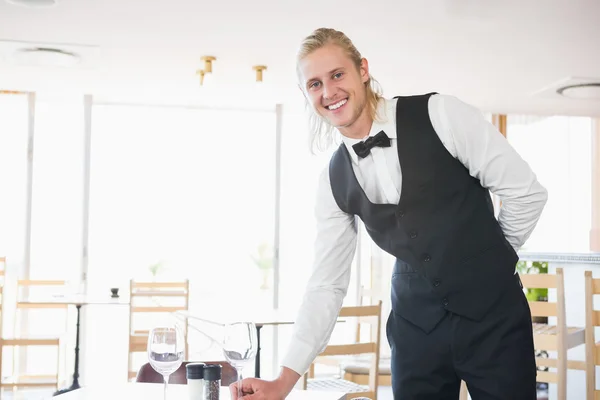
[459,269,584,400]
[584,270,600,399]
[0,279,68,392]
[127,279,190,380]
[520,268,585,400]
[136,361,237,386]
[342,287,391,387]
[303,301,382,400]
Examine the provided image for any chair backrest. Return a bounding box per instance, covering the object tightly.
[16,279,69,306]
[9,279,69,346]
[519,270,565,324]
[585,270,600,398]
[136,361,237,386]
[355,286,376,343]
[519,269,567,389]
[128,279,190,380]
[310,301,382,400]
[2,279,68,389]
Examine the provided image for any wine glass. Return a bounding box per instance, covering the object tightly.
[222,321,258,398]
[147,325,185,400]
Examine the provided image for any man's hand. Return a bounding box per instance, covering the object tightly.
[229,378,288,400]
[229,367,300,399]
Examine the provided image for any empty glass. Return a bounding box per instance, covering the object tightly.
[222,321,258,398]
[147,325,185,400]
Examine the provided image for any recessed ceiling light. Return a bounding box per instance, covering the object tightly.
[557,83,600,100]
[5,0,57,7]
[8,47,80,67]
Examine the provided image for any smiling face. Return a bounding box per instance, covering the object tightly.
[298,44,372,139]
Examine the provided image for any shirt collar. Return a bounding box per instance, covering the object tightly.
[341,97,397,165]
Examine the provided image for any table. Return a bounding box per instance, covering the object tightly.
[246,310,297,379]
[180,309,298,378]
[52,382,347,399]
[20,294,130,396]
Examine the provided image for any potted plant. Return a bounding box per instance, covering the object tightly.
[252,242,273,290]
[516,259,549,326]
[148,260,167,281]
[516,260,549,302]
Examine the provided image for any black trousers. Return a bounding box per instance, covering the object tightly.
[387,276,537,400]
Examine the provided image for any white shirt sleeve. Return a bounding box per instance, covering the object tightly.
[429,94,548,252]
[280,167,357,376]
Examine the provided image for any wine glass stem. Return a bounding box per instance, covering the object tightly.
[237,368,242,399]
[163,374,169,400]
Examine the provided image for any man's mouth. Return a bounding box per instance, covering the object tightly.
[325,99,348,111]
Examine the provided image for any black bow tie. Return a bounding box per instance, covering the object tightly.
[352,130,391,158]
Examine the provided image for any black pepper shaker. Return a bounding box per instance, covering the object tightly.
[202,364,221,400]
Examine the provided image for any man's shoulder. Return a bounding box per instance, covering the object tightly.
[386,92,441,115]
[389,91,439,101]
[328,142,347,166]
[388,92,478,117]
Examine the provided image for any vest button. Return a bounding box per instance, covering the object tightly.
[396,210,405,219]
[409,230,418,239]
[433,279,441,287]
[423,254,431,262]
[442,297,449,307]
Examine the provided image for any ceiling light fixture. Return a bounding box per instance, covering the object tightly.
[253,65,267,83]
[557,83,600,100]
[5,0,57,7]
[201,56,216,73]
[9,47,80,67]
[196,56,217,87]
[196,69,207,86]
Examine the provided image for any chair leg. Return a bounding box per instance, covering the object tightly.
[308,364,315,379]
[586,358,596,400]
[56,341,61,390]
[558,364,567,400]
[302,372,308,390]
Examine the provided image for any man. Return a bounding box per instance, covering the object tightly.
[231,27,547,400]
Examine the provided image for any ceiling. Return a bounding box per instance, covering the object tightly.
[0,0,599,116]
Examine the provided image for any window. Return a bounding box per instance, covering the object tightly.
[0,93,29,270]
[30,96,84,281]
[278,110,336,312]
[84,102,277,383]
[277,109,366,367]
[507,115,593,252]
[0,93,30,380]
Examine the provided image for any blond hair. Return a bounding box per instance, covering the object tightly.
[296,28,384,153]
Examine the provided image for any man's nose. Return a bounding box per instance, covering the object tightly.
[322,81,336,100]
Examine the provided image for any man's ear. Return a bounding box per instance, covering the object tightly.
[360,58,370,84]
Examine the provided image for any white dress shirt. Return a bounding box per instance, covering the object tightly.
[280,94,548,376]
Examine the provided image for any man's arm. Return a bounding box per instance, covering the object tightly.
[278,166,358,384]
[429,94,548,251]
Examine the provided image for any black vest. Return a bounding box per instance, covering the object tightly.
[329,93,519,333]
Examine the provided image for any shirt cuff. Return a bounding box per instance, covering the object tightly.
[280,337,319,377]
